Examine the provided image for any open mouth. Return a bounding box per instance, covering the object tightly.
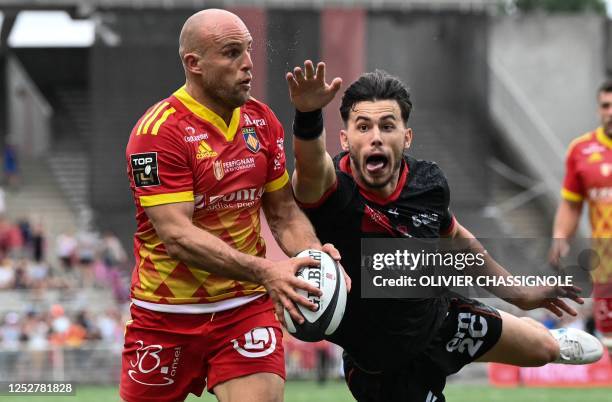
[365,153,388,174]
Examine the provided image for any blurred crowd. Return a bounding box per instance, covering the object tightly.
[0,305,126,350]
[0,214,129,298]
[0,213,131,354]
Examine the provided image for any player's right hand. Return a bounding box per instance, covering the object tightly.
[258,256,324,326]
[286,60,342,113]
[548,238,570,268]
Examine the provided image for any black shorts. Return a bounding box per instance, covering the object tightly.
[343,296,502,402]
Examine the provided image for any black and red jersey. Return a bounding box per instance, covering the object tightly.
[300,151,455,370]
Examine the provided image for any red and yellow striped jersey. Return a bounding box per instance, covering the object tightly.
[562,127,612,283]
[126,86,288,311]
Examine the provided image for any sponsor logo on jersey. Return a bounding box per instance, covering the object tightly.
[127,340,181,386]
[273,157,282,171]
[243,113,267,127]
[184,133,209,142]
[196,140,218,159]
[242,127,260,153]
[411,212,439,227]
[223,157,256,173]
[582,143,606,155]
[588,152,604,164]
[130,152,160,188]
[588,187,612,201]
[213,160,225,181]
[203,187,265,210]
[231,327,277,358]
[183,124,208,141]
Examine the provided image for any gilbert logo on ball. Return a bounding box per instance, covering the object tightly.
[284,249,347,342]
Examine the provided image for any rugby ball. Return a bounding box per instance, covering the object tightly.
[283,249,347,342]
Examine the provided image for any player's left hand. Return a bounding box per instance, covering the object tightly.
[512,285,584,317]
[286,60,342,112]
[321,243,352,293]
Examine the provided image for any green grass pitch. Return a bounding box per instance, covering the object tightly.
[2,382,610,401]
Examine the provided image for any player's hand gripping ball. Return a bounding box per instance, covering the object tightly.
[284,249,347,342]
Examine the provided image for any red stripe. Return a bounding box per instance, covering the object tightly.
[297,179,339,209]
[321,8,366,155]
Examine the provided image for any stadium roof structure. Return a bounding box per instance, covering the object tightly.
[0,0,499,13]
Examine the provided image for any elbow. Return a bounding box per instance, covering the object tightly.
[159,229,187,260]
[165,241,183,260]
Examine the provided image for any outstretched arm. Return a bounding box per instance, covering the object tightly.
[287,60,342,204]
[448,220,583,317]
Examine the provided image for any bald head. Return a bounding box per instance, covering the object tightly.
[179,9,249,60]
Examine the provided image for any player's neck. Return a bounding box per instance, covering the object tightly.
[185,82,234,125]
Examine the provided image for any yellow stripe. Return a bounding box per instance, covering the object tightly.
[566,131,594,156]
[561,188,583,203]
[152,107,176,135]
[596,126,612,149]
[265,170,289,193]
[173,86,241,141]
[140,191,194,207]
[142,102,170,135]
[137,102,164,135]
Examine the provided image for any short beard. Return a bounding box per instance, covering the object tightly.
[203,76,249,110]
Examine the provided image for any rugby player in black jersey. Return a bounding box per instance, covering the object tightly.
[285,62,604,401]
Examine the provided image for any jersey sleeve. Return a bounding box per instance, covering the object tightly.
[126,122,194,207]
[561,145,584,203]
[263,107,289,193]
[301,171,354,217]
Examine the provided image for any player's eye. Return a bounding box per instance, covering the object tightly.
[601,102,612,109]
[382,124,395,131]
[224,48,241,58]
[358,124,369,132]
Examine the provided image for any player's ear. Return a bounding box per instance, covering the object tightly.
[404,127,413,150]
[183,52,202,74]
[340,130,349,151]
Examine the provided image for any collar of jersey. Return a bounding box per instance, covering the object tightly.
[338,153,409,205]
[596,126,612,149]
[173,86,241,142]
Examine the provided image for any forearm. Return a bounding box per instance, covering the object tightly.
[268,203,321,257]
[294,132,328,176]
[552,200,582,238]
[453,224,525,300]
[162,223,271,283]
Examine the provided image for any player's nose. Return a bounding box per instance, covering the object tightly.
[241,51,253,71]
[370,127,383,146]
